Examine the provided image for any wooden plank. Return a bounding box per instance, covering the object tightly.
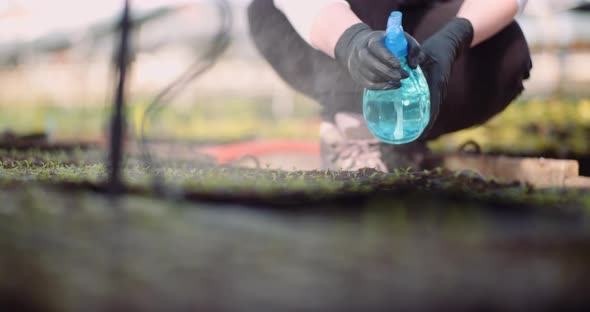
[442,154,580,188]
[565,177,590,189]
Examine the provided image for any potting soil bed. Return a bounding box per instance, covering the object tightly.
[1,148,590,311]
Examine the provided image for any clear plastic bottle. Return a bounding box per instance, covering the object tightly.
[363,11,431,145]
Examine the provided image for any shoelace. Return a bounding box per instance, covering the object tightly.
[328,140,388,171]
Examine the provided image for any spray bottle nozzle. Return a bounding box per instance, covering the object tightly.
[384,11,408,58]
[388,11,403,27]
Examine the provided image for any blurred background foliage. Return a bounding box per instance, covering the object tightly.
[431,98,590,156]
[3,98,590,157]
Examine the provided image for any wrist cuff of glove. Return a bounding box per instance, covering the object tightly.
[334,23,371,64]
[445,17,475,51]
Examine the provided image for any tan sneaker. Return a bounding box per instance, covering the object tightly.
[320,112,432,172]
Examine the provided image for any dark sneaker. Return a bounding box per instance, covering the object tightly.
[320,112,432,172]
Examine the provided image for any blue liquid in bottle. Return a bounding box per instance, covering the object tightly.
[363,11,431,144]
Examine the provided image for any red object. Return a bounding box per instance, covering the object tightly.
[199,140,321,163]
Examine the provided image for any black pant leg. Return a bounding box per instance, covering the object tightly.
[247,0,324,98]
[248,0,361,120]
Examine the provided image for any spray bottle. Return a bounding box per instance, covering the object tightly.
[363,11,431,144]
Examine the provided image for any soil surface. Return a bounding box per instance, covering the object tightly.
[1,142,590,311]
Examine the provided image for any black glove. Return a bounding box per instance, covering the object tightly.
[412,18,474,139]
[335,23,423,90]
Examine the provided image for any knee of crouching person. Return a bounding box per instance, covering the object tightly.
[501,21,533,100]
[476,21,533,123]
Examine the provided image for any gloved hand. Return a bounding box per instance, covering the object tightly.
[413,17,474,139]
[335,23,423,90]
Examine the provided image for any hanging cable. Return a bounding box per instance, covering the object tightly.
[139,0,233,190]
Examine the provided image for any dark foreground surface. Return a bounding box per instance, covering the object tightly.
[1,146,590,311]
[1,183,589,312]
